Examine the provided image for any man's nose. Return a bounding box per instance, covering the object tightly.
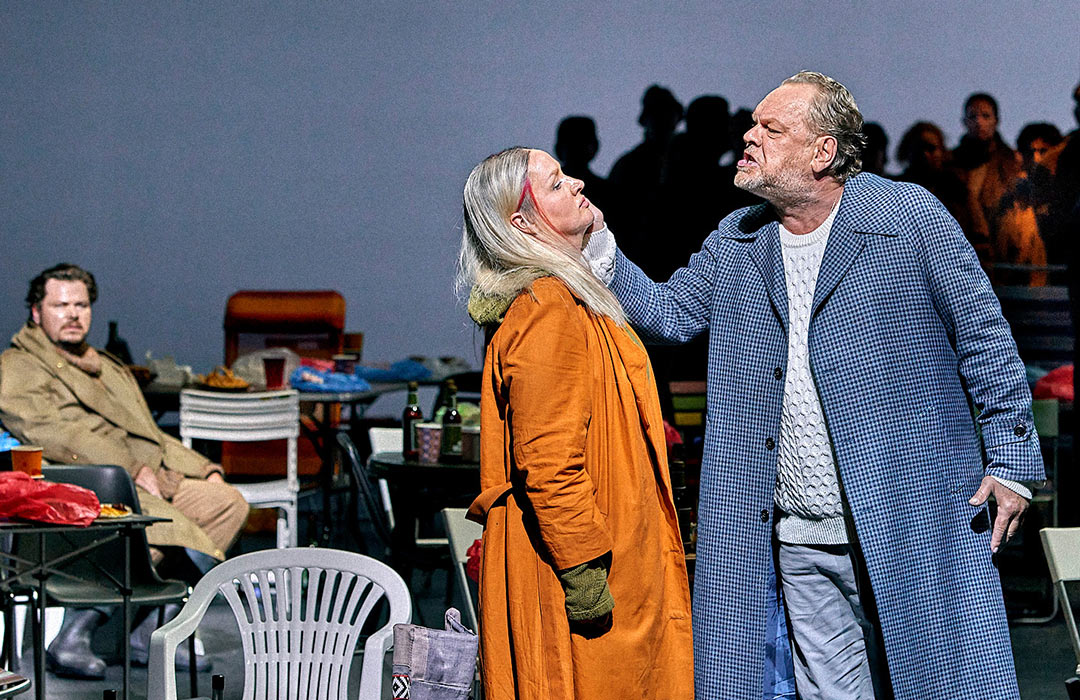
[743,126,759,146]
[571,177,584,194]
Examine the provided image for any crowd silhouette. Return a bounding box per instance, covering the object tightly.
[554,80,1080,390]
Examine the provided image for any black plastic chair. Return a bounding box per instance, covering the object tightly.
[336,432,394,552]
[13,465,197,696]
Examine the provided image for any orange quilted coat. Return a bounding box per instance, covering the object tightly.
[468,277,693,699]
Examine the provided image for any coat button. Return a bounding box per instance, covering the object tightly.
[765,437,775,450]
[760,509,770,522]
[773,367,783,380]
[1013,424,1026,437]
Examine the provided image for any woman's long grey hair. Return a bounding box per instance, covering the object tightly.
[456,147,626,325]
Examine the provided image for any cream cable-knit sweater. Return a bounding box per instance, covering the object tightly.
[774,203,849,545]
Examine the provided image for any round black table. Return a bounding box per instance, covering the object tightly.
[368,452,479,580]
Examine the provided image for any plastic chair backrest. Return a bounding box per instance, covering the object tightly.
[37,464,167,587]
[337,433,393,548]
[441,507,482,633]
[148,547,411,700]
[224,290,346,366]
[1032,398,1059,438]
[368,427,402,455]
[1041,528,1080,674]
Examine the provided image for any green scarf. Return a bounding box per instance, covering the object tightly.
[467,286,518,326]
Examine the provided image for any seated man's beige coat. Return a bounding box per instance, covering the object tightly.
[0,324,248,559]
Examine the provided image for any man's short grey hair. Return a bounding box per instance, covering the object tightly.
[782,71,867,182]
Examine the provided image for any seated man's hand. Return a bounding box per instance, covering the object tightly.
[135,465,163,498]
[206,470,225,484]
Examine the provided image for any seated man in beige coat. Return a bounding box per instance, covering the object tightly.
[0,263,250,678]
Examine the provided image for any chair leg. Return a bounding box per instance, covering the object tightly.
[188,634,198,697]
[276,509,287,550]
[281,504,298,548]
[1,600,13,670]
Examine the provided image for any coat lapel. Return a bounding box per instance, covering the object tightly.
[811,213,866,317]
[62,361,161,442]
[746,222,789,332]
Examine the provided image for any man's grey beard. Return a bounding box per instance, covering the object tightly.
[735,171,815,210]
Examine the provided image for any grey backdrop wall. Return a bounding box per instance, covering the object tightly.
[3,2,1079,383]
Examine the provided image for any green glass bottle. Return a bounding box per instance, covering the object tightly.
[439,379,462,463]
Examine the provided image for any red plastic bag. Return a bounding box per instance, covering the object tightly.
[1033,364,1074,401]
[465,538,482,583]
[0,472,101,526]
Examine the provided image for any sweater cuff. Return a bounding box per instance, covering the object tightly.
[582,224,616,285]
[990,475,1033,500]
[558,557,614,621]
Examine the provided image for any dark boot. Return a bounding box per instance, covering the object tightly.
[129,604,211,671]
[45,608,107,679]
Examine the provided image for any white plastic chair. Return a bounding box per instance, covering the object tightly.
[441,507,483,634]
[1040,527,1080,694]
[147,547,412,700]
[367,427,401,531]
[180,388,300,548]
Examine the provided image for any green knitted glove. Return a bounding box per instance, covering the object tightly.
[558,558,614,622]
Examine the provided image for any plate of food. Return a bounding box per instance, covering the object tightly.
[99,503,133,518]
[195,367,251,392]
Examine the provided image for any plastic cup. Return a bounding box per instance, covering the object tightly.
[333,354,357,375]
[415,423,442,464]
[263,357,286,390]
[461,426,481,462]
[11,446,43,478]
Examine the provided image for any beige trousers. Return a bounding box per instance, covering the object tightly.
[149,478,250,563]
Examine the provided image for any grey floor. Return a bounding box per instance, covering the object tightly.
[15,516,1080,700]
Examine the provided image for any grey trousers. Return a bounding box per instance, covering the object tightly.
[778,543,879,700]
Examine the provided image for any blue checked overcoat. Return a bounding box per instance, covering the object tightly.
[609,173,1044,700]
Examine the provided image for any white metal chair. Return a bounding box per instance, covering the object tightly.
[147,547,411,700]
[180,389,300,548]
[441,507,483,634]
[1039,528,1080,698]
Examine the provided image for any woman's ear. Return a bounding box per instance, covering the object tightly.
[510,211,535,235]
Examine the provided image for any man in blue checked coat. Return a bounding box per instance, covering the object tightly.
[584,72,1043,700]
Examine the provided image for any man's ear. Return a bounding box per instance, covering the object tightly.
[812,135,838,175]
[510,212,535,236]
[30,304,41,325]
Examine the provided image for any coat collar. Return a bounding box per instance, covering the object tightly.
[730,174,899,322]
[12,324,161,443]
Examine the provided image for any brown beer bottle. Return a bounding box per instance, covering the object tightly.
[439,379,463,463]
[402,381,423,461]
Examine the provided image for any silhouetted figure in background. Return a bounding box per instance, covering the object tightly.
[1046,82,1080,526]
[662,95,737,276]
[608,85,683,271]
[862,122,889,176]
[555,116,610,215]
[953,93,1021,270]
[895,121,976,247]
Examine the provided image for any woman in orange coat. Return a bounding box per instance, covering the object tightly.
[459,147,693,699]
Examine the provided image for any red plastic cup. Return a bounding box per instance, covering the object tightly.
[263,357,286,389]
